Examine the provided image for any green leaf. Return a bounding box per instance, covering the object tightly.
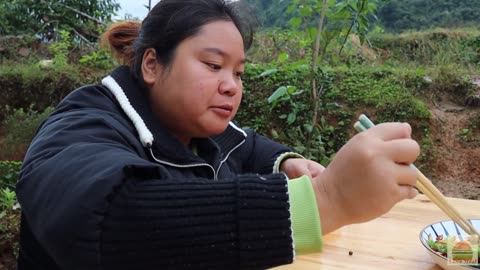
[293,146,306,153]
[308,27,318,39]
[259,69,278,77]
[286,85,297,94]
[268,86,288,103]
[287,5,296,13]
[359,33,366,45]
[271,129,279,138]
[277,52,289,63]
[304,124,313,133]
[287,112,297,125]
[299,6,312,16]
[331,54,340,64]
[290,17,302,28]
[292,90,305,96]
[415,68,426,76]
[290,59,308,69]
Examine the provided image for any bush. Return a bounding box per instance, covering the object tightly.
[0,160,21,266]
[0,203,20,266]
[0,63,105,122]
[0,106,54,160]
[237,62,433,165]
[0,161,22,190]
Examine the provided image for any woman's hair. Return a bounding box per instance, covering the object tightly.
[102,0,257,82]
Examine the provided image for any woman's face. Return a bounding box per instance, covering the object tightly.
[145,20,245,145]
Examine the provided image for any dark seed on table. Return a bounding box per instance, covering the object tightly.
[349,251,353,256]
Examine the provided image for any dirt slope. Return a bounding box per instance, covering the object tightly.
[428,99,480,200]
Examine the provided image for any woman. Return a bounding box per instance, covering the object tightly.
[16,0,420,269]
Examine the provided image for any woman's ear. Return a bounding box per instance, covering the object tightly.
[141,48,161,86]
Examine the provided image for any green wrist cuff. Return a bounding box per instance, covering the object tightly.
[288,175,323,255]
[273,152,305,173]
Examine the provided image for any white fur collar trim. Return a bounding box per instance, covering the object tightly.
[101,75,154,147]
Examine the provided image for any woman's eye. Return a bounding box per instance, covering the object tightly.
[235,71,244,78]
[206,63,221,70]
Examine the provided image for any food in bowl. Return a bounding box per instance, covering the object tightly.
[428,235,479,263]
[421,220,480,270]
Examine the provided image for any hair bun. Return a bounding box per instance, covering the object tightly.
[101,20,142,65]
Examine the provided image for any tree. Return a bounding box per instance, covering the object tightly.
[263,0,385,159]
[245,0,292,28]
[0,0,120,42]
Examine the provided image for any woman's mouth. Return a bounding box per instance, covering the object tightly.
[210,104,233,118]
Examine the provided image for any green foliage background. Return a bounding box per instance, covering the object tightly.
[246,0,480,32]
[0,0,119,40]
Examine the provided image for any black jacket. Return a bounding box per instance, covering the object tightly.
[16,66,295,270]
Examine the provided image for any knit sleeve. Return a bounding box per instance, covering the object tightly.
[100,172,294,270]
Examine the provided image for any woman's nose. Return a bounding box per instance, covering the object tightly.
[218,74,240,96]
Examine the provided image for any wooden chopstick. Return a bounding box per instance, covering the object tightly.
[415,175,477,235]
[414,168,479,235]
[354,114,479,236]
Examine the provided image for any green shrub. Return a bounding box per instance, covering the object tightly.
[0,189,20,264]
[0,161,22,190]
[79,49,116,70]
[49,30,71,67]
[0,63,105,122]
[237,62,433,165]
[0,161,21,262]
[0,106,54,160]
[0,187,16,212]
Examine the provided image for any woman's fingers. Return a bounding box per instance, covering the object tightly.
[398,184,419,199]
[383,138,420,164]
[389,162,418,186]
[281,158,325,180]
[307,160,325,179]
[312,121,422,231]
[366,122,412,141]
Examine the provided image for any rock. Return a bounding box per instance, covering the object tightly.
[463,76,480,106]
[440,103,465,112]
[39,59,54,68]
[465,94,480,107]
[17,47,31,57]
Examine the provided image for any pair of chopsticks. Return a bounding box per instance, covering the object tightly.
[354,114,479,236]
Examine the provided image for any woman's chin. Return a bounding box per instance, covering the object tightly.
[204,123,230,136]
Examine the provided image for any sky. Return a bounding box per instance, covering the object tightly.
[115,0,161,20]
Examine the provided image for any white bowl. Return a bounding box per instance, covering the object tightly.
[420,220,480,270]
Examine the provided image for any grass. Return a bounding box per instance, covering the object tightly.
[369,27,480,68]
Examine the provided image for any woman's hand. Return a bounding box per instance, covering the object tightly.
[313,122,420,235]
[280,158,325,180]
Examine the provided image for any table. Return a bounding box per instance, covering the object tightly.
[273,194,480,269]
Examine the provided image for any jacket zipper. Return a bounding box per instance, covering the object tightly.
[148,140,245,180]
[215,139,245,178]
